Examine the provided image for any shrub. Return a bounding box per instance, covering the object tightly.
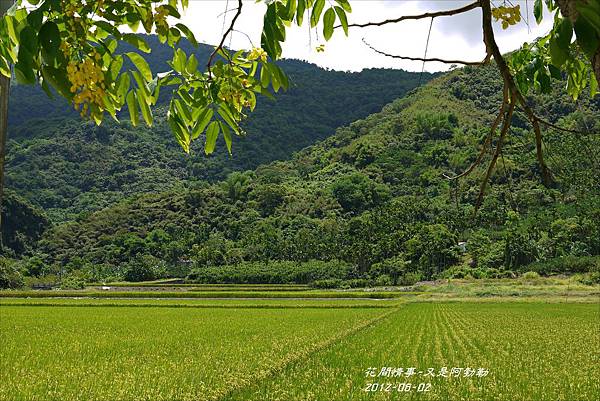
[415,112,457,140]
[374,274,393,286]
[438,265,491,279]
[522,256,599,276]
[124,255,168,282]
[311,279,343,289]
[576,272,600,286]
[187,260,354,284]
[340,279,371,289]
[406,224,459,278]
[0,259,24,289]
[398,272,422,286]
[369,256,408,285]
[311,278,370,289]
[522,271,540,280]
[60,275,86,290]
[331,173,390,214]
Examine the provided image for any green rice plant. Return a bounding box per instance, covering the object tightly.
[1,301,597,401]
[0,290,412,299]
[227,303,600,401]
[0,297,404,309]
[0,306,388,401]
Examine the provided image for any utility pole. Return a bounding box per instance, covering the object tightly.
[0,0,12,251]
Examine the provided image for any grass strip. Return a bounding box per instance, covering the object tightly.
[0,290,419,299]
[0,302,398,309]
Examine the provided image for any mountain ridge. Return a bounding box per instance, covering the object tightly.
[20,64,599,281]
[5,35,432,223]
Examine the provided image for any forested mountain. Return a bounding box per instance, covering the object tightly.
[5,36,431,222]
[16,64,598,283]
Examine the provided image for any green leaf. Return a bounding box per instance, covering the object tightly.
[15,33,35,85]
[534,0,543,24]
[555,18,573,49]
[310,0,325,28]
[5,16,18,44]
[259,86,275,100]
[168,27,182,47]
[41,66,72,100]
[335,0,352,13]
[323,8,335,40]
[19,25,38,54]
[174,98,193,127]
[220,121,233,155]
[38,21,60,62]
[101,38,119,55]
[126,91,139,126]
[0,57,10,78]
[94,21,120,37]
[590,72,598,98]
[171,48,187,73]
[191,108,214,140]
[168,113,190,153]
[161,4,182,19]
[260,64,270,88]
[102,93,117,119]
[136,90,153,126]
[574,17,600,59]
[175,23,198,47]
[297,0,306,25]
[186,53,199,74]
[26,9,43,30]
[577,3,600,33]
[548,64,562,80]
[116,73,131,102]
[130,70,150,99]
[217,104,239,133]
[204,121,220,155]
[284,0,297,21]
[126,52,152,81]
[267,63,281,92]
[549,38,568,67]
[123,34,151,53]
[536,68,551,93]
[108,56,124,82]
[272,63,289,90]
[334,6,349,36]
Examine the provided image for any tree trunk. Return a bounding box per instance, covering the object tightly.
[0,0,12,249]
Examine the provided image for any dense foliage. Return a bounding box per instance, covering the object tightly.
[6,36,430,221]
[7,62,597,286]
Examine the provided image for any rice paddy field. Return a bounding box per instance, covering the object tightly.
[0,285,599,401]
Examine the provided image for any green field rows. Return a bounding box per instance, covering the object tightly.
[0,305,388,401]
[0,297,401,309]
[228,303,600,401]
[1,301,598,401]
[0,290,413,299]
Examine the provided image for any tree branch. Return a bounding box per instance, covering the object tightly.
[207,0,243,78]
[342,1,480,29]
[475,91,516,211]
[362,39,485,66]
[535,116,597,136]
[481,0,553,187]
[445,82,508,180]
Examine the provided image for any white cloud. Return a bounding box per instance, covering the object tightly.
[180,0,556,72]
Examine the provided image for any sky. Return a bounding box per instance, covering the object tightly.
[177,0,555,72]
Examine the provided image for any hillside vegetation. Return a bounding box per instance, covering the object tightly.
[5,36,430,222]
[8,64,597,286]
